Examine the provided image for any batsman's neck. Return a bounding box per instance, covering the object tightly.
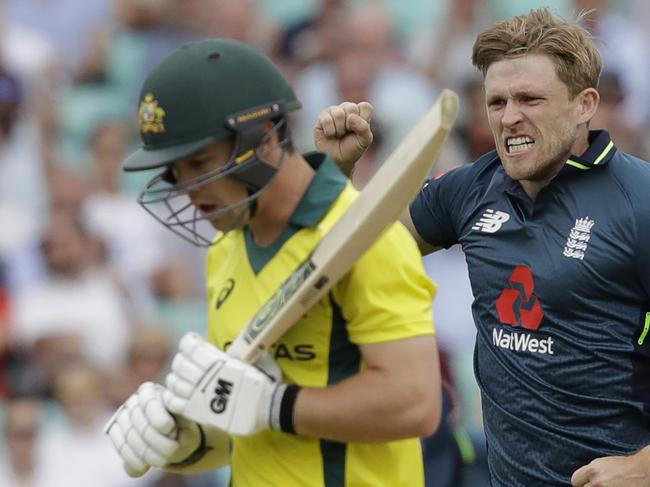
[248,153,315,247]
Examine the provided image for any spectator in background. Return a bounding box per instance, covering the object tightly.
[55,0,200,167]
[0,263,8,397]
[107,324,171,406]
[10,210,132,384]
[277,0,347,69]
[200,0,278,56]
[49,2,210,303]
[5,0,114,78]
[407,0,489,93]
[0,66,48,250]
[0,68,42,396]
[0,67,21,143]
[294,3,437,160]
[82,120,169,315]
[0,68,36,256]
[46,164,88,215]
[0,397,43,487]
[486,0,573,21]
[37,362,158,487]
[0,0,57,89]
[589,71,648,160]
[574,0,650,126]
[455,76,496,161]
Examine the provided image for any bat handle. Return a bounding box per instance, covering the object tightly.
[227,335,262,364]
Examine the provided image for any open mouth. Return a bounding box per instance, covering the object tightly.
[506,136,535,155]
[198,204,218,215]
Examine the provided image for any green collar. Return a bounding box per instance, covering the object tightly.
[288,152,348,227]
[245,152,347,273]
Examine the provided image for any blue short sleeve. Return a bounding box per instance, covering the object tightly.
[409,163,474,248]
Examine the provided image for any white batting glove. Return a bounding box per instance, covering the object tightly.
[104,382,216,477]
[163,332,299,436]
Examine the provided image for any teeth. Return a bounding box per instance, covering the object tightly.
[506,136,535,153]
[509,142,534,153]
[507,136,534,146]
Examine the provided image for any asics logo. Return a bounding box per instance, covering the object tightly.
[472,209,510,233]
[215,278,235,309]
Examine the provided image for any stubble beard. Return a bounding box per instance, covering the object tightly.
[501,129,577,183]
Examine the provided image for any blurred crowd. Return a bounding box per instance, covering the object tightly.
[1,0,649,486]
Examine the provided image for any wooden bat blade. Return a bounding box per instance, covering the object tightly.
[231,89,459,363]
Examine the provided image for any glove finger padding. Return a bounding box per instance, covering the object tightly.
[171,353,205,384]
[180,332,224,370]
[137,382,176,435]
[106,405,153,476]
[128,406,175,465]
[121,443,151,478]
[105,382,182,473]
[163,387,188,415]
[167,371,196,399]
[106,407,150,477]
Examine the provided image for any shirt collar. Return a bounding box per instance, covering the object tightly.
[561,129,616,174]
[289,151,348,228]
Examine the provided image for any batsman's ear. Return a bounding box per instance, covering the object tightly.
[576,87,599,125]
[259,117,293,155]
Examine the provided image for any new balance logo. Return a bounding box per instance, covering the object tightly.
[210,378,233,414]
[563,217,594,260]
[472,209,510,233]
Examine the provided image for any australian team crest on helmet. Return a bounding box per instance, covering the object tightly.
[138,93,166,134]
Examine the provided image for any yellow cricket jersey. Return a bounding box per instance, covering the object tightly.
[205,154,437,487]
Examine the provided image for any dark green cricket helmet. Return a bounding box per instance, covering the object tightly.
[123,38,301,171]
[124,38,302,246]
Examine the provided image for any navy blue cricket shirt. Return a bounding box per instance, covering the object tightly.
[411,131,650,486]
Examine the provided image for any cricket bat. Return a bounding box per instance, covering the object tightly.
[229,89,459,364]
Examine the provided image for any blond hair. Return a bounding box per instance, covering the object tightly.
[472,8,602,98]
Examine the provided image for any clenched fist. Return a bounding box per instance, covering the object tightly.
[314,101,374,176]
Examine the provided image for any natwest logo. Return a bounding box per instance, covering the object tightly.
[492,328,554,355]
[496,265,544,330]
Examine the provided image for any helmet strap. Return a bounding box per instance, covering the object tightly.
[228,123,278,191]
